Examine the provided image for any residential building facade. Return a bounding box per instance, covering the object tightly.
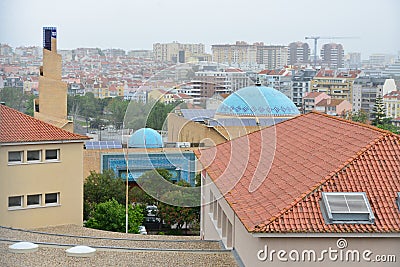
[153,42,206,63]
[195,68,250,92]
[353,77,395,120]
[288,42,310,66]
[302,92,330,113]
[320,43,344,69]
[291,68,317,109]
[212,41,257,66]
[383,90,400,119]
[310,69,359,103]
[258,69,292,99]
[255,44,289,69]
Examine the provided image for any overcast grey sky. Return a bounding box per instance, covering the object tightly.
[1,0,399,59]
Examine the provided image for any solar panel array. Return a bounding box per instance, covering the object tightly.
[207,117,289,127]
[181,109,216,121]
[85,141,122,150]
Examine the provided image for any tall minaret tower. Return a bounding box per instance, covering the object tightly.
[34,27,73,132]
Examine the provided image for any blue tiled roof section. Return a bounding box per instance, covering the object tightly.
[216,86,299,116]
[128,128,163,148]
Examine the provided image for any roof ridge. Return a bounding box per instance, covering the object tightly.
[256,132,393,231]
[308,111,395,135]
[0,104,88,143]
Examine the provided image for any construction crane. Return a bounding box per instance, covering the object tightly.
[305,36,358,67]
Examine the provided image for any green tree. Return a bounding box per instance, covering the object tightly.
[372,96,386,126]
[24,94,37,116]
[146,101,180,130]
[134,169,173,204]
[105,97,129,128]
[345,109,368,123]
[134,169,200,234]
[376,117,400,134]
[85,199,144,233]
[157,180,200,233]
[0,87,27,111]
[84,170,126,219]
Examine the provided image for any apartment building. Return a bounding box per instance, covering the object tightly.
[212,42,289,69]
[310,69,359,103]
[212,41,257,66]
[288,41,310,66]
[176,81,231,105]
[195,68,250,92]
[320,43,344,69]
[255,44,288,69]
[258,69,292,98]
[353,77,396,120]
[291,68,317,108]
[153,42,206,63]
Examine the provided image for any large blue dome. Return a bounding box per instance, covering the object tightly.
[128,128,163,148]
[216,86,299,117]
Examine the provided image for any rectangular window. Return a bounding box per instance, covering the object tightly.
[8,196,23,209]
[321,192,374,224]
[45,193,59,206]
[27,150,41,162]
[27,194,41,206]
[8,151,23,163]
[45,149,59,161]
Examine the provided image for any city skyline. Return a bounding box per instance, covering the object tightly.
[0,0,399,59]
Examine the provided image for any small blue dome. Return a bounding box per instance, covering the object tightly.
[216,86,299,117]
[128,128,163,148]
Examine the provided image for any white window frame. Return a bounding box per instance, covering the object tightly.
[27,150,41,162]
[8,195,24,210]
[45,192,60,206]
[45,149,60,161]
[8,151,23,164]
[27,194,42,207]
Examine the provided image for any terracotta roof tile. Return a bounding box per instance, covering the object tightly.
[315,98,346,107]
[303,92,325,99]
[195,112,400,233]
[0,105,89,143]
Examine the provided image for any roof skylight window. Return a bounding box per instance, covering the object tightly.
[321,192,375,224]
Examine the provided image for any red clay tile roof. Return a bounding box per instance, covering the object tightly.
[303,92,326,99]
[315,98,346,107]
[0,105,89,144]
[195,112,400,233]
[384,91,400,100]
[315,69,335,78]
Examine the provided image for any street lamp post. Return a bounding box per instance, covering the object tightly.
[124,128,129,234]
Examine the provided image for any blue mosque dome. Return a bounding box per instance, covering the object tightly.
[216,86,299,117]
[128,128,163,148]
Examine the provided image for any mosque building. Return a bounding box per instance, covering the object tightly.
[167,84,300,146]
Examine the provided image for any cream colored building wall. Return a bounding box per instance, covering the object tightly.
[384,98,400,118]
[83,148,124,179]
[42,49,62,80]
[311,78,354,103]
[37,76,68,119]
[148,90,165,103]
[167,113,227,146]
[201,173,400,267]
[0,142,84,228]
